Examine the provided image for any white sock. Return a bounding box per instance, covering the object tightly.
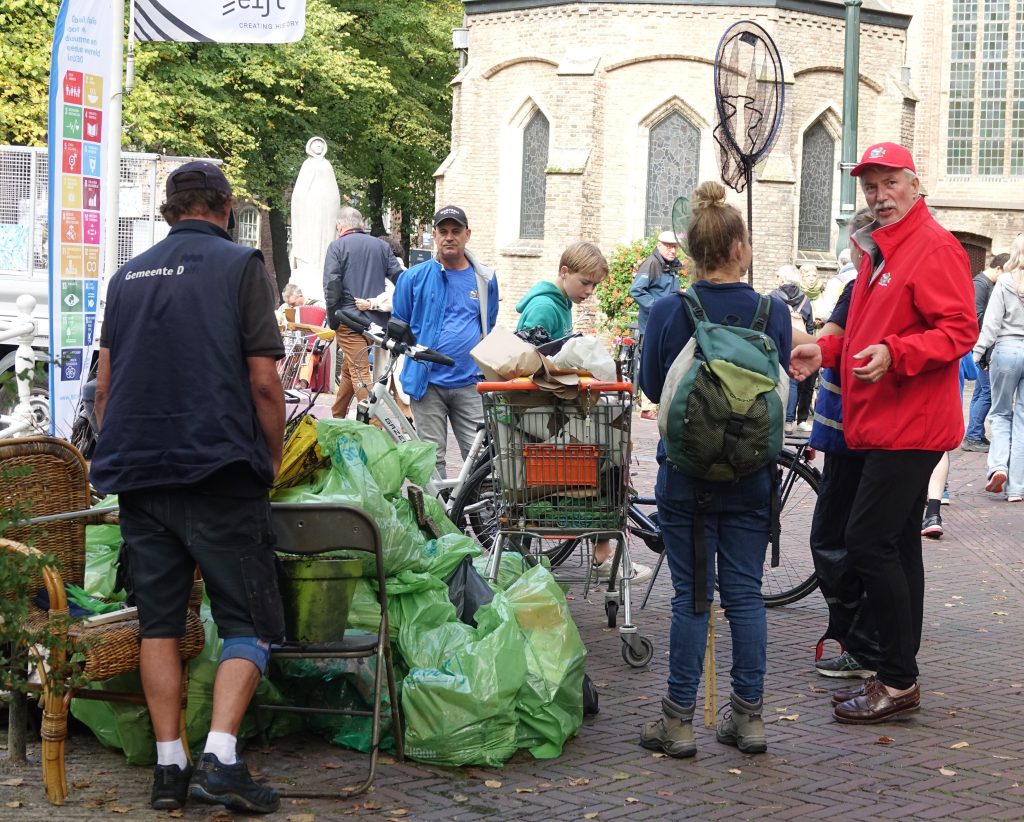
[204,731,237,765]
[155,738,188,769]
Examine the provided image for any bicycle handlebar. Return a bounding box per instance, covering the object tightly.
[335,309,455,367]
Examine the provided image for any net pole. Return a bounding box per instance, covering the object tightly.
[746,163,754,285]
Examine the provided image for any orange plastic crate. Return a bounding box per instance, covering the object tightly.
[523,444,599,487]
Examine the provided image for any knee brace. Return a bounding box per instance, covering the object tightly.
[220,636,271,674]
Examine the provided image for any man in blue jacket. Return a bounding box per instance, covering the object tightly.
[392,205,499,477]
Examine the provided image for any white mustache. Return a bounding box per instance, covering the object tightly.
[875,201,896,213]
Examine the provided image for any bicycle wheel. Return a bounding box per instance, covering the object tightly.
[448,461,577,566]
[764,449,820,607]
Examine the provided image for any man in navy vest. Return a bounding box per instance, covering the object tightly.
[91,161,285,814]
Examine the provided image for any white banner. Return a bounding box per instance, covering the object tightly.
[134,0,306,43]
[47,0,120,438]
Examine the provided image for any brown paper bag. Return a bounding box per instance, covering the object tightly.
[471,328,543,381]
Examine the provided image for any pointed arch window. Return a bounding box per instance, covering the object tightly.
[798,121,835,252]
[645,111,699,237]
[520,110,549,239]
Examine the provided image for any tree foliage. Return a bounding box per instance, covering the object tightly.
[1,0,462,242]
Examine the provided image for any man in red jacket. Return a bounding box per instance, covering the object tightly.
[790,142,976,724]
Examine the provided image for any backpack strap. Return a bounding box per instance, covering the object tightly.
[751,294,771,333]
[681,288,706,327]
[692,487,712,614]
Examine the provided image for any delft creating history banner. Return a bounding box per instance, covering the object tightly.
[134,0,307,43]
[47,0,119,437]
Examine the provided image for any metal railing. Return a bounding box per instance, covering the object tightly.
[0,294,43,439]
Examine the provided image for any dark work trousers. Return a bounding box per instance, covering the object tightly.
[844,449,943,690]
[796,371,818,423]
[808,452,881,669]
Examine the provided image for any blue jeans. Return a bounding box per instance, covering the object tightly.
[786,377,799,423]
[965,366,991,441]
[656,462,770,706]
[987,340,1024,497]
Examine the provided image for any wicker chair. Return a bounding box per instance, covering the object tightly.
[0,437,205,804]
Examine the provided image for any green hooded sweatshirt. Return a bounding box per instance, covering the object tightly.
[515,281,572,339]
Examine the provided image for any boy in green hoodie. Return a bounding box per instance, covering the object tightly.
[514,242,652,583]
[515,241,609,338]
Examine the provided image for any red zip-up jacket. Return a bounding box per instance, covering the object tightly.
[817,198,976,451]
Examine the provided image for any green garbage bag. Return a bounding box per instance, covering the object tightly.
[401,594,528,767]
[473,551,535,591]
[506,564,586,758]
[422,532,481,580]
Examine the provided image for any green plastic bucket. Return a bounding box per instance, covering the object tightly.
[276,556,363,642]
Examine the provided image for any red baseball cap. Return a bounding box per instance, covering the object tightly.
[850,142,917,177]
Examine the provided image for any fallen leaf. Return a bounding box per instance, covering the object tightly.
[611,772,630,780]
[484,779,502,789]
[809,686,828,694]
[780,714,799,721]
[584,814,599,820]
[993,611,1008,616]
[72,780,90,789]
[287,815,316,822]
[5,801,23,809]
[291,799,312,806]
[951,741,970,750]
[110,807,131,814]
[539,782,553,788]
[650,752,667,759]
[569,777,590,786]
[625,797,640,804]
[363,800,380,810]
[728,768,742,775]
[594,682,607,688]
[168,811,183,819]
[876,736,896,745]
[0,779,24,787]
[453,794,468,803]
[939,767,957,776]
[391,810,409,817]
[320,761,343,770]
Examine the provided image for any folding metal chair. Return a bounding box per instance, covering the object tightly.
[259,502,403,798]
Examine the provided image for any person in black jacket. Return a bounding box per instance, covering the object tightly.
[963,252,1010,450]
[323,207,403,418]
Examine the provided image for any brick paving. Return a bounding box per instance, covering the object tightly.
[4,409,1024,821]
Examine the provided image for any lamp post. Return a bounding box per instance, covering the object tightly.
[835,0,862,255]
[452,27,469,71]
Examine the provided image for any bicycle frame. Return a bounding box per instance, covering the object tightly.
[354,344,488,504]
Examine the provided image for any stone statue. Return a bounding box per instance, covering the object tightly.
[289,136,341,303]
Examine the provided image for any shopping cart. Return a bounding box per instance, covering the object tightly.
[477,377,654,667]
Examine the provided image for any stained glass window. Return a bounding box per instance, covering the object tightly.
[947,0,1023,177]
[645,111,699,238]
[520,110,549,239]
[798,122,835,252]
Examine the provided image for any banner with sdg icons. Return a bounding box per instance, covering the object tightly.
[47,0,118,437]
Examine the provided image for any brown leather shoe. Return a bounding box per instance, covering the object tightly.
[833,677,920,724]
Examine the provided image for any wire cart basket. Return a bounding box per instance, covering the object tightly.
[477,378,653,667]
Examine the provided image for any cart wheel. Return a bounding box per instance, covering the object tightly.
[605,600,618,629]
[622,635,654,668]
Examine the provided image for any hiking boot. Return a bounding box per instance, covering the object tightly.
[815,651,875,679]
[960,438,990,452]
[639,697,696,758]
[716,693,767,754]
[921,515,943,539]
[986,470,1008,493]
[151,763,192,810]
[188,753,280,814]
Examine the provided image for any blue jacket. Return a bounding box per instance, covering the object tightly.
[391,250,499,401]
[808,367,851,454]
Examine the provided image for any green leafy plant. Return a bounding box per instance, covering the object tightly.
[597,236,691,337]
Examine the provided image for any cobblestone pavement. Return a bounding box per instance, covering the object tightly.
[4,410,1024,821]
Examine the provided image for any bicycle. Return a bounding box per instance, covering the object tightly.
[334,309,491,507]
[453,435,821,610]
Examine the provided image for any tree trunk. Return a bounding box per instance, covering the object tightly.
[366,179,386,237]
[7,691,27,765]
[268,207,291,292]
